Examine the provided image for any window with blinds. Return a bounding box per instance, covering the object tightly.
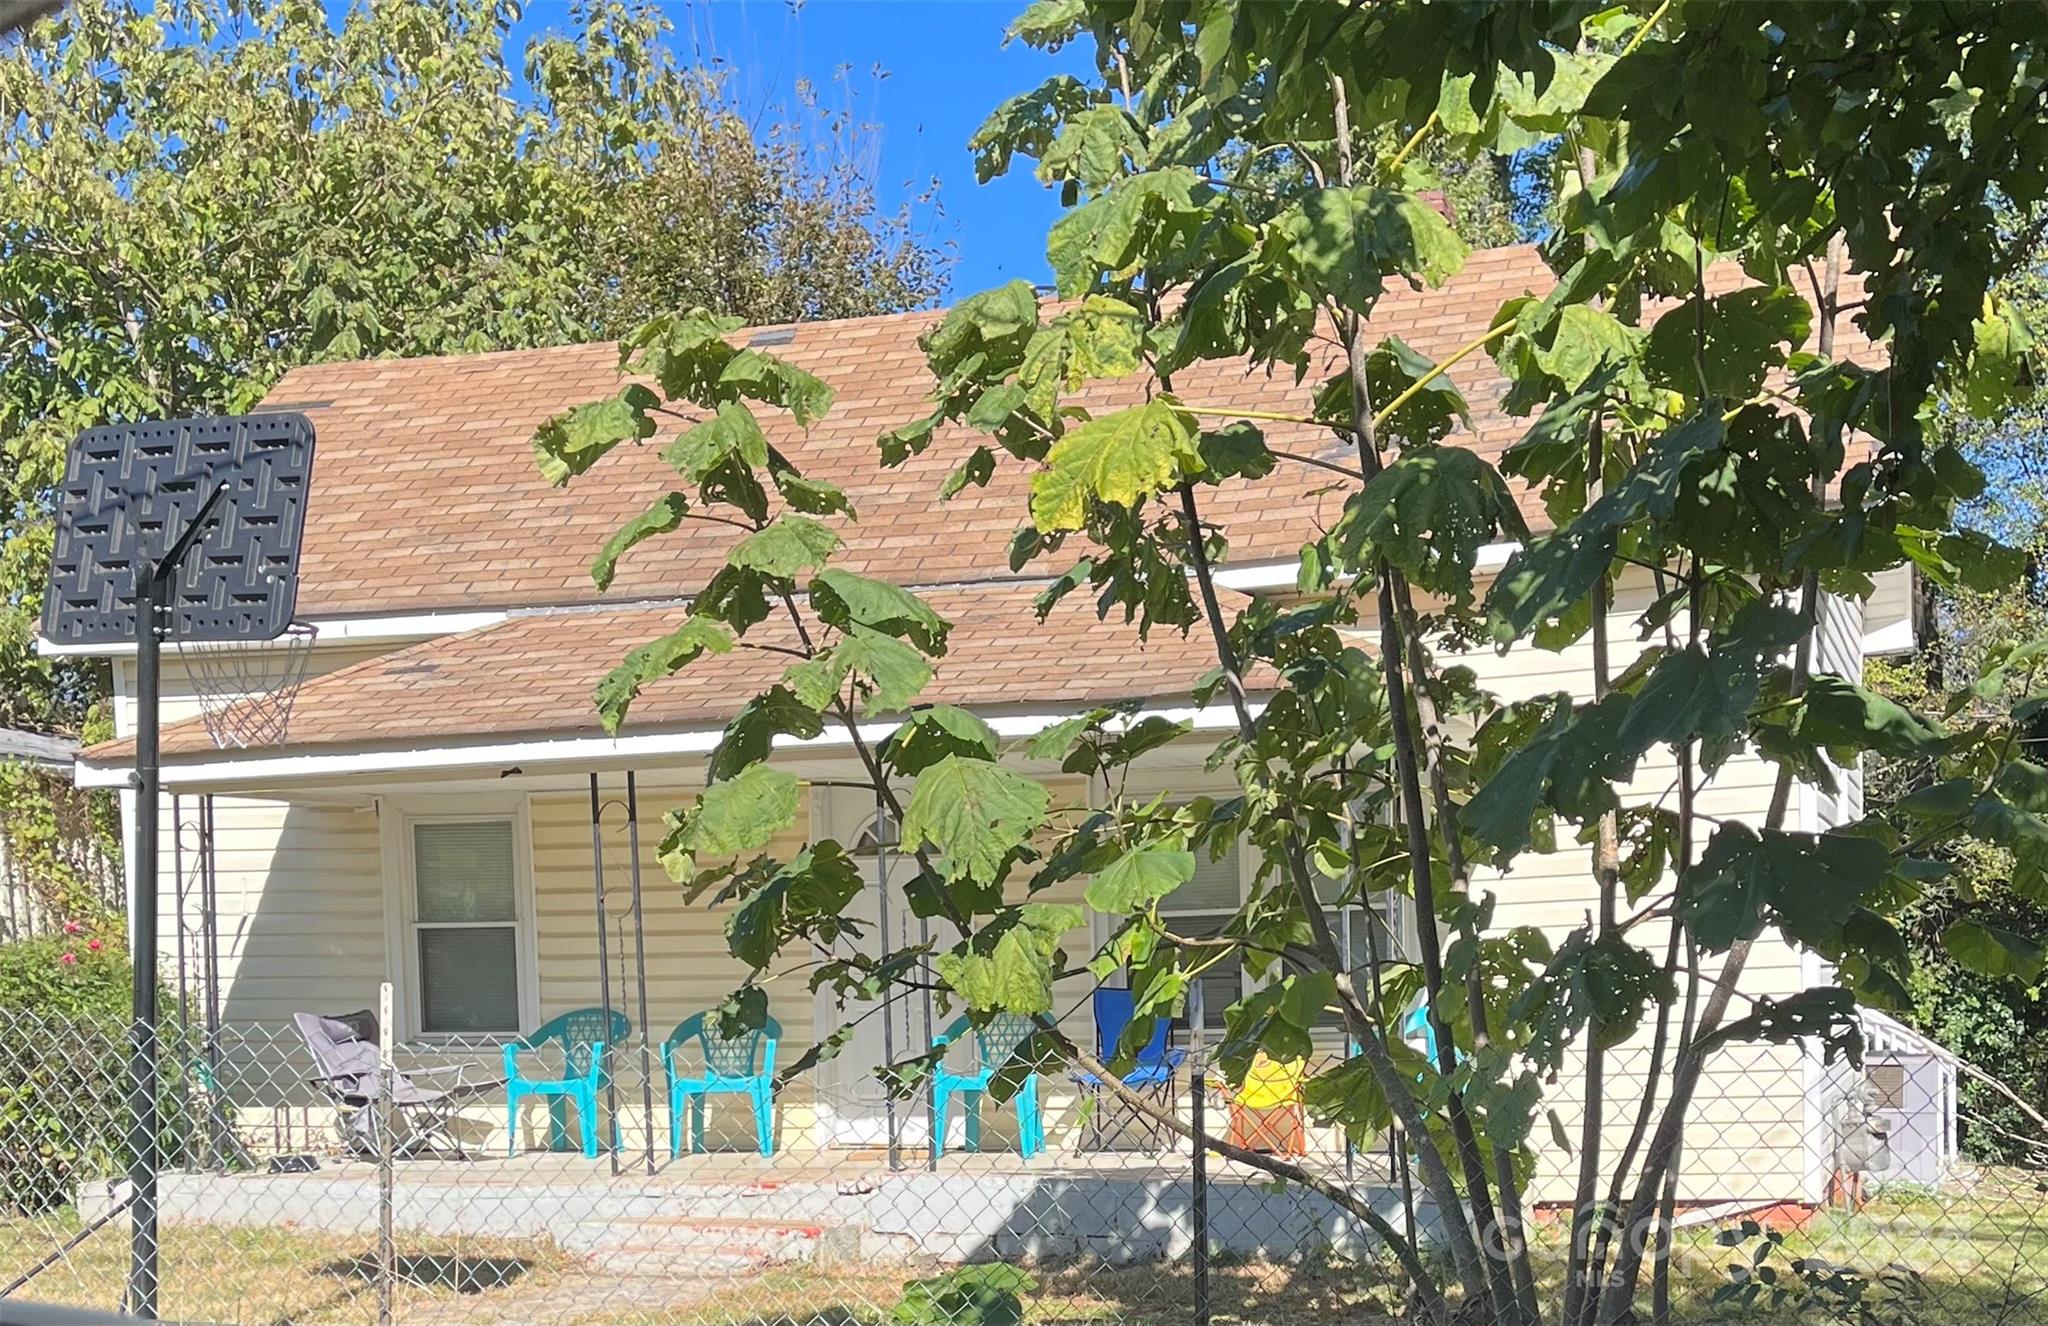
[410,819,522,1035]
[1160,835,1244,1034]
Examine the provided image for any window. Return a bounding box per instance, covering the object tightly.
[1867,1061,1908,1111]
[1160,842,1245,1035]
[408,819,524,1036]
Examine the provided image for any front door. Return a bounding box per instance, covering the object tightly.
[812,793,932,1148]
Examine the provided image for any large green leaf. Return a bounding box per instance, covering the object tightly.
[934,903,1083,1014]
[1487,411,1727,641]
[1613,601,1807,762]
[1645,285,1812,399]
[901,755,1053,885]
[810,569,951,654]
[708,685,826,783]
[533,383,658,486]
[1680,825,1890,952]
[1195,421,1275,481]
[594,615,734,734]
[834,627,936,714]
[728,515,842,579]
[1036,105,1144,188]
[1789,675,1950,758]
[726,842,864,969]
[773,471,854,518]
[1463,698,1631,860]
[591,491,686,591]
[1532,306,1639,391]
[1366,335,1474,445]
[1084,842,1197,914]
[1045,167,1207,298]
[718,348,835,427]
[886,705,1002,776]
[1029,398,1202,533]
[969,74,1093,183]
[1275,185,1467,315]
[1940,918,2045,983]
[1328,444,1527,601]
[1963,298,2036,417]
[623,308,745,402]
[662,400,770,480]
[669,765,801,864]
[921,280,1040,382]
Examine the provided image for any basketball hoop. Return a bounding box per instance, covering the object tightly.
[174,621,319,750]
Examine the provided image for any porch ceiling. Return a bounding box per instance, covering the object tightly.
[80,580,1262,786]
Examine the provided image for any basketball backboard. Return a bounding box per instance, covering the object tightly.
[40,413,316,647]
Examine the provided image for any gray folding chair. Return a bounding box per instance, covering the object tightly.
[293,1010,500,1158]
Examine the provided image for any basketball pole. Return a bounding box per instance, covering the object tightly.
[128,480,228,1320]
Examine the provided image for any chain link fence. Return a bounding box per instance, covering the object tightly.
[0,1004,2041,1325]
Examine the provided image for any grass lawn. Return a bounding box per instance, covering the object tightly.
[0,1208,577,1324]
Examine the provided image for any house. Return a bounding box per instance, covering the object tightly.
[53,244,1924,1209]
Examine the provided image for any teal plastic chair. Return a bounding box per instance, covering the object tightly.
[933,1013,1043,1159]
[503,1007,629,1158]
[664,1012,780,1157]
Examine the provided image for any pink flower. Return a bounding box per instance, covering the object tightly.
[58,952,76,966]
[62,919,83,935]
[86,938,102,953]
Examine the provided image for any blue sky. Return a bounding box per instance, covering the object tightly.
[524,1,1096,301]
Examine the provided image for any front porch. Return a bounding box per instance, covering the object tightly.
[82,1147,1419,1276]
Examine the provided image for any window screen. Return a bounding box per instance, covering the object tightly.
[414,821,516,922]
[411,820,521,1035]
[418,928,520,1034]
[1160,825,1243,1033]
[1867,1061,1908,1111]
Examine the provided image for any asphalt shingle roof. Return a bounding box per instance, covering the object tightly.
[95,244,1877,763]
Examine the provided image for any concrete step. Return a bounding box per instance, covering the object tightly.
[568,1214,834,1275]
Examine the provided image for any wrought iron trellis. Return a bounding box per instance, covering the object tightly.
[169,792,239,1173]
[589,771,656,1177]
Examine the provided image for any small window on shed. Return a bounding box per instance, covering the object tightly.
[1867,1061,1908,1111]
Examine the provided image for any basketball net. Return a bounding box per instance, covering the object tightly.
[172,622,318,750]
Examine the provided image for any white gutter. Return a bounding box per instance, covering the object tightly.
[72,701,1257,791]
[1210,540,1518,591]
[38,607,514,658]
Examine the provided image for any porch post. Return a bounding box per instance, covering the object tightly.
[625,772,655,1175]
[875,782,901,1172]
[588,774,619,1176]
[200,794,224,1158]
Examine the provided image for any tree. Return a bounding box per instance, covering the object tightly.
[545,4,2047,1323]
[1868,207,2048,1170]
[0,0,946,736]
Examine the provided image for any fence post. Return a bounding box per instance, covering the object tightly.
[378,981,395,1326]
[1189,981,1209,1326]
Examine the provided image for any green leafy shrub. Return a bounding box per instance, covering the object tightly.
[0,930,130,1016]
[892,1265,1037,1326]
[0,935,163,1214]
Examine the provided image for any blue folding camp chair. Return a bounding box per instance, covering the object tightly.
[1071,988,1185,1151]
